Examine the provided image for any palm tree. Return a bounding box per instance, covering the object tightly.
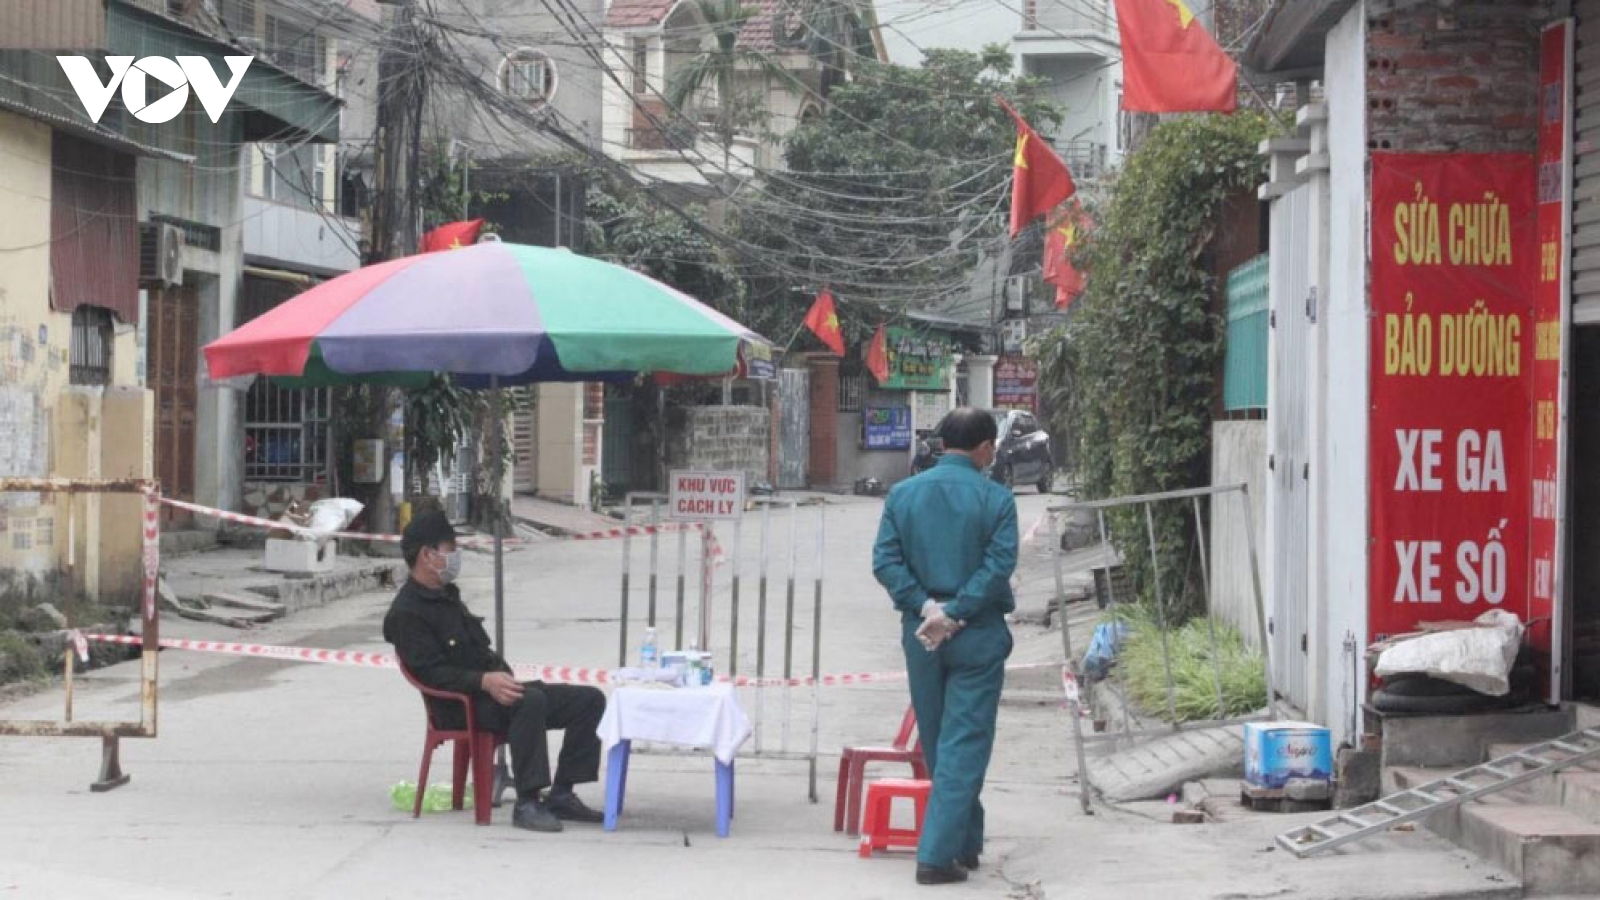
[665,0,765,168]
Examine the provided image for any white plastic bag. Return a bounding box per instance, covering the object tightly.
[302,498,364,542]
[1375,610,1523,696]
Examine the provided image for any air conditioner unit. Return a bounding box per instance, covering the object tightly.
[1004,274,1033,312]
[138,223,184,288]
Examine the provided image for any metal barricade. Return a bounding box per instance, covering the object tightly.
[0,478,161,792]
[618,493,826,800]
[1048,483,1272,813]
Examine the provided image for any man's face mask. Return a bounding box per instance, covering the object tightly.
[434,547,463,584]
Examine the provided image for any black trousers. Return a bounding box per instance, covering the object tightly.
[475,682,606,795]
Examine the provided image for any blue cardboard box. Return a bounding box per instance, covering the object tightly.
[1244,722,1333,789]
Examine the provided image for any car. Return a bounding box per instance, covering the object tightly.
[911,409,1054,493]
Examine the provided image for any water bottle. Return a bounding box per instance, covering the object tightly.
[640,627,659,669]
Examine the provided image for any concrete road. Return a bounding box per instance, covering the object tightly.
[0,491,1515,899]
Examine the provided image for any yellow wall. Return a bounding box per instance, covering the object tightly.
[0,109,151,618]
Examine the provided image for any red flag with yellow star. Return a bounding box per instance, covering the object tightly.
[803,289,846,356]
[998,97,1075,238]
[865,324,890,383]
[419,218,484,253]
[1043,204,1089,309]
[1114,0,1237,113]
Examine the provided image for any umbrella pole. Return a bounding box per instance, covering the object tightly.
[490,375,512,808]
[492,376,506,653]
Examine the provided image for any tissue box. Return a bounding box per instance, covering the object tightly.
[264,538,337,574]
[1244,722,1332,789]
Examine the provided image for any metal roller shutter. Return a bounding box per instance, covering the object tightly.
[1575,1,1600,324]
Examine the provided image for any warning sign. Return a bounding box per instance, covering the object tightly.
[669,470,746,521]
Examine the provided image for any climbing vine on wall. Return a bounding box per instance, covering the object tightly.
[1033,112,1275,614]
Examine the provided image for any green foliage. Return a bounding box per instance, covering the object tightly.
[0,632,45,684]
[583,180,750,326]
[734,47,1059,347]
[1033,113,1275,609]
[1114,603,1266,722]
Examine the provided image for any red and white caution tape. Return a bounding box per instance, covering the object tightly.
[157,496,722,557]
[81,634,1059,689]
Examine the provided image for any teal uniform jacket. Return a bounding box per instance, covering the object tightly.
[873,453,1017,867]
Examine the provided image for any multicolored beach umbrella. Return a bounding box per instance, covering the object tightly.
[205,241,768,386]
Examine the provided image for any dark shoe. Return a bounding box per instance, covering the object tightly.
[915,864,969,885]
[545,791,605,824]
[958,855,980,871]
[511,799,564,833]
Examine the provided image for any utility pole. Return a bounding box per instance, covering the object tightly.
[362,0,427,535]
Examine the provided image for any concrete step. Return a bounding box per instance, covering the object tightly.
[1387,766,1600,894]
[160,529,217,556]
[202,592,286,619]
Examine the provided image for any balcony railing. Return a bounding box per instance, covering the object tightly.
[1057,141,1109,180]
[1021,0,1116,36]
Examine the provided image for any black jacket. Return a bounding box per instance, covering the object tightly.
[383,578,511,728]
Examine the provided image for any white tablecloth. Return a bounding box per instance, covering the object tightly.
[597,683,752,764]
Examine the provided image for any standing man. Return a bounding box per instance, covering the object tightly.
[384,511,607,833]
[873,408,1017,886]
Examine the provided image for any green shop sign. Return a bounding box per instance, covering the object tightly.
[882,326,954,391]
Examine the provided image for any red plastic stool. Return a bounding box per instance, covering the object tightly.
[857,778,932,859]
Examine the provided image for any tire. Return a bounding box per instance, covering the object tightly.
[994,464,1014,490]
[1379,672,1479,698]
[1370,687,1517,714]
[1037,464,1054,494]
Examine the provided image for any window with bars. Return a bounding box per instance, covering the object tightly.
[70,306,115,386]
[241,278,330,482]
[838,374,866,412]
[244,382,330,482]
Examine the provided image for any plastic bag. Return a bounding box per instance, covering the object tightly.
[303,498,364,542]
[1375,610,1523,696]
[391,780,471,812]
[1083,621,1129,682]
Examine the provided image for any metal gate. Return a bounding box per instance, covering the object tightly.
[617,495,827,800]
[1268,183,1312,712]
[602,393,632,493]
[778,368,809,489]
[1573,1,1600,324]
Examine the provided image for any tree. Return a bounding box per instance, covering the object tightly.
[666,0,785,166]
[1032,112,1275,612]
[733,47,1059,345]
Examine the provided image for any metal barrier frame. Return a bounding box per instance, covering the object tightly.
[619,493,826,800]
[1048,483,1273,813]
[0,478,161,792]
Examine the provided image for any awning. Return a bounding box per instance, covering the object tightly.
[107,2,341,144]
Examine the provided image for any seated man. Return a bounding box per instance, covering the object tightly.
[384,511,606,832]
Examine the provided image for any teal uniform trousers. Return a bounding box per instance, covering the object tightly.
[872,454,1017,867]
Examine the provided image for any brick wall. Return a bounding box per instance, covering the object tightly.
[667,406,772,488]
[1366,0,1551,154]
[807,355,840,487]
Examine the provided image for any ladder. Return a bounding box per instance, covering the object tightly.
[1278,726,1600,857]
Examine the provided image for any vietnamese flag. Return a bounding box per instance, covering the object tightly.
[1043,205,1088,309]
[866,324,890,383]
[804,289,846,356]
[998,97,1075,237]
[1114,0,1237,113]
[419,218,484,253]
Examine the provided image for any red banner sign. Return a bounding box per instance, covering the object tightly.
[994,356,1039,413]
[1369,153,1537,642]
[1529,21,1572,682]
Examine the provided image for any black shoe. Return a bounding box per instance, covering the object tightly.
[511,799,564,833]
[958,855,980,871]
[544,790,605,824]
[915,864,969,885]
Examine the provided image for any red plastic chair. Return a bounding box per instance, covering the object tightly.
[400,663,506,826]
[835,706,928,836]
[857,777,933,858]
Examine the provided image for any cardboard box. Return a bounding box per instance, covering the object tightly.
[1244,721,1333,789]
